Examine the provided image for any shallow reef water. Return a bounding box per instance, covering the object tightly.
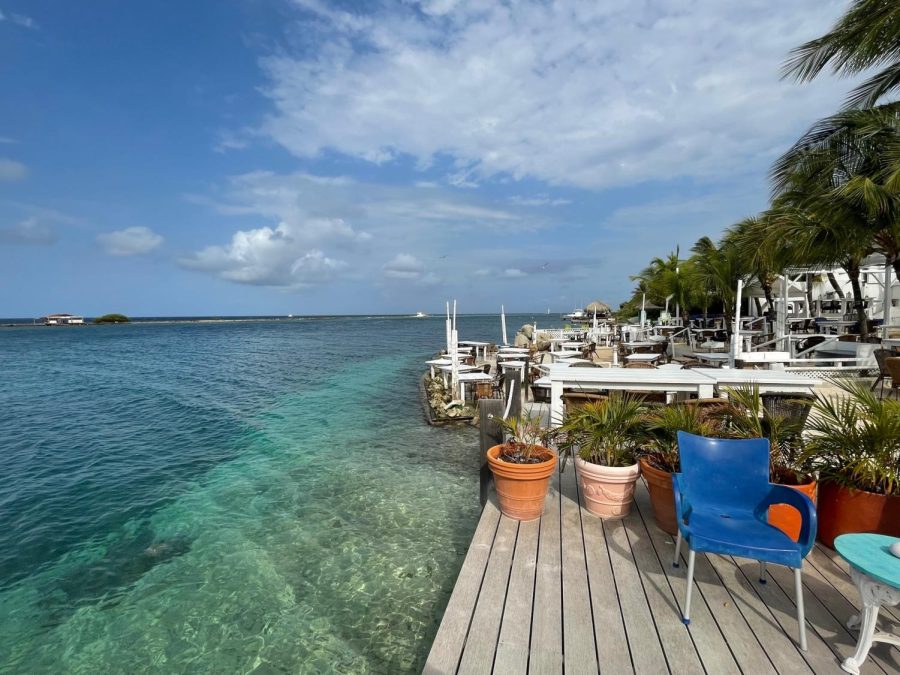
[0,315,533,673]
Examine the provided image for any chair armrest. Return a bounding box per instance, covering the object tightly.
[756,484,817,555]
[672,473,692,526]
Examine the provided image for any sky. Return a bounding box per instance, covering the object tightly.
[0,0,858,317]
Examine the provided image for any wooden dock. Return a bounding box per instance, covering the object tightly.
[424,462,900,674]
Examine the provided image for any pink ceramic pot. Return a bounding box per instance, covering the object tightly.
[575,456,641,519]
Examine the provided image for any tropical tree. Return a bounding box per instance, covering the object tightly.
[689,235,748,336]
[782,0,900,108]
[630,247,695,320]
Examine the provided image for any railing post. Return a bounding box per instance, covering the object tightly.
[478,398,505,508]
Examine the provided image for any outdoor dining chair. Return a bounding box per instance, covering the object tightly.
[672,432,817,651]
[885,357,900,399]
[871,349,891,398]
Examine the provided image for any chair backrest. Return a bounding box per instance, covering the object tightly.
[874,348,890,373]
[676,431,771,512]
[886,357,900,386]
[625,361,655,369]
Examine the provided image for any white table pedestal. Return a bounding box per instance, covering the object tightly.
[841,566,900,674]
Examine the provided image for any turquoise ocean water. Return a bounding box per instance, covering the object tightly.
[0,314,540,673]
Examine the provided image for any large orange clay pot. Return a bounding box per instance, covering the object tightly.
[487,444,558,521]
[639,458,677,535]
[816,482,900,549]
[576,456,641,519]
[767,481,816,542]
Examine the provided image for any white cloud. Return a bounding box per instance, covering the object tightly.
[179,222,348,287]
[509,195,572,207]
[383,253,425,279]
[0,10,37,29]
[96,226,163,256]
[259,0,850,190]
[503,268,526,278]
[0,158,27,181]
[0,217,56,245]
[182,170,547,288]
[0,137,16,145]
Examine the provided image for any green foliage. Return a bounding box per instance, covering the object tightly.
[494,412,556,460]
[782,0,900,108]
[93,313,130,324]
[639,403,724,473]
[558,393,647,468]
[716,385,810,484]
[802,379,900,495]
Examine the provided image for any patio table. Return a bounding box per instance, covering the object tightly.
[458,340,490,361]
[547,365,716,426]
[690,368,821,395]
[500,360,527,383]
[625,353,661,363]
[456,372,493,400]
[834,534,900,675]
[547,350,581,363]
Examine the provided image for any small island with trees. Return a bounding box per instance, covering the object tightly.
[93,313,130,324]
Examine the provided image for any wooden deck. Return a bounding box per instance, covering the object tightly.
[424,463,900,674]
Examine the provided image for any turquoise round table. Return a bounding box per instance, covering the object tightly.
[834,534,900,674]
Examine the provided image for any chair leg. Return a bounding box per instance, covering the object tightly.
[759,560,767,584]
[673,531,682,568]
[682,549,696,626]
[795,567,807,651]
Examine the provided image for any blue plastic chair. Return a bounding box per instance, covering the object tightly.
[673,431,817,651]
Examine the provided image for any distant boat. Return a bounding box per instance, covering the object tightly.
[415,311,429,318]
[288,314,293,318]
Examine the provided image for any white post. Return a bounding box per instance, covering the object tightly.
[445,301,451,354]
[884,261,893,339]
[452,299,457,330]
[533,320,538,344]
[501,305,508,345]
[450,327,460,399]
[640,292,647,332]
[782,274,789,345]
[733,279,743,365]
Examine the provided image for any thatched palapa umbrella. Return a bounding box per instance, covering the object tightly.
[584,300,611,316]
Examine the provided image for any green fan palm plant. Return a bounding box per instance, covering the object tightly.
[803,379,900,495]
[717,385,811,485]
[639,403,724,473]
[558,394,647,468]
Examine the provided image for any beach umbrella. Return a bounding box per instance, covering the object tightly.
[450,300,459,397]
[640,293,646,329]
[501,305,508,345]
[584,301,611,315]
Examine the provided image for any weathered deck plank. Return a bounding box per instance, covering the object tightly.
[604,517,670,673]
[423,498,501,675]
[457,516,518,674]
[427,466,898,675]
[631,482,742,675]
[558,464,598,673]
[492,518,539,675]
[579,485,634,674]
[528,467,563,674]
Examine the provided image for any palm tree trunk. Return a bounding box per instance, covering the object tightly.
[761,278,776,324]
[805,275,814,316]
[845,265,868,340]
[753,297,763,317]
[827,272,845,299]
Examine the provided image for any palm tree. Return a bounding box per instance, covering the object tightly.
[631,247,693,320]
[782,0,900,108]
[689,236,748,336]
[772,103,900,282]
[724,214,796,325]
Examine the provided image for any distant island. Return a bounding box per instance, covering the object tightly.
[93,313,130,324]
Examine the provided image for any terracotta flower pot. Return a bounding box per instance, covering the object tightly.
[487,444,558,521]
[575,456,641,519]
[639,458,677,535]
[767,481,816,542]
[816,482,900,549]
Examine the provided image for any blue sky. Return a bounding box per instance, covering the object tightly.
[0,0,855,317]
